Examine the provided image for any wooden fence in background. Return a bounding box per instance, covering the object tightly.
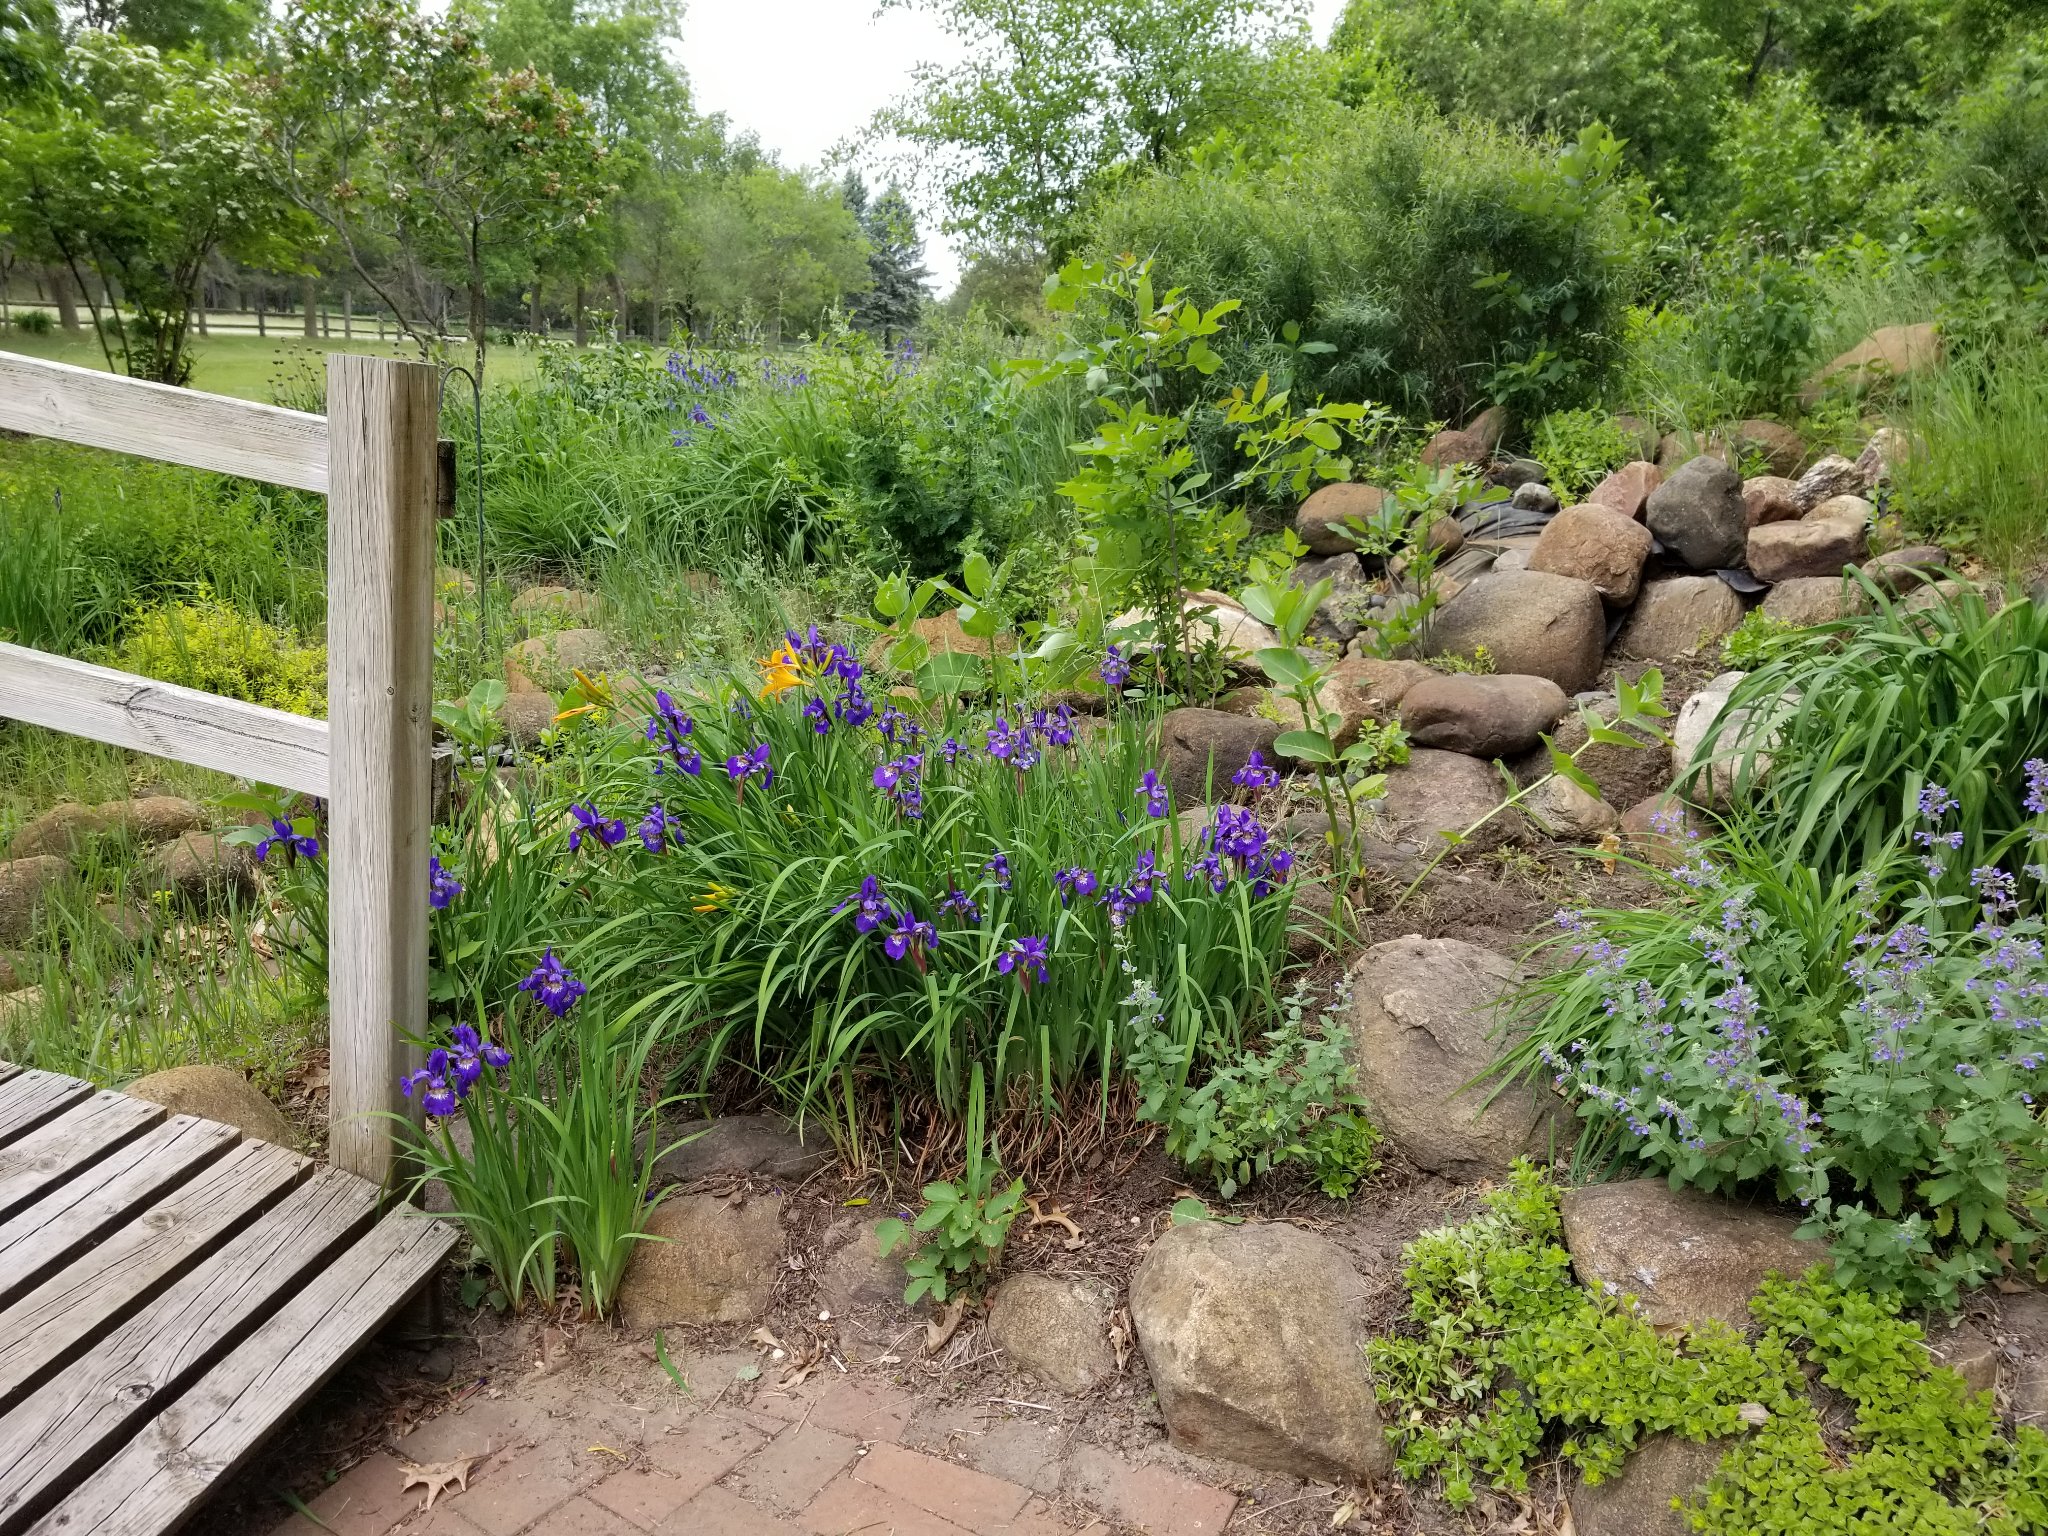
[0,350,439,1185]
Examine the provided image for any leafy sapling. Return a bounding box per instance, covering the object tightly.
[876,1068,1024,1306]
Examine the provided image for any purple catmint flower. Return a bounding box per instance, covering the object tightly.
[1100,645,1130,691]
[1137,769,1169,818]
[568,803,628,851]
[1233,751,1279,791]
[1919,784,1958,818]
[997,934,1050,988]
[254,817,320,862]
[518,948,586,1019]
[2025,759,2048,817]
[647,691,702,776]
[835,875,897,934]
[428,855,463,910]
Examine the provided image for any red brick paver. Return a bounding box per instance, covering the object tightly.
[800,1472,975,1536]
[589,1413,768,1528]
[854,1442,1033,1529]
[1061,1446,1237,1536]
[807,1376,917,1443]
[722,1424,861,1513]
[663,1483,810,1535]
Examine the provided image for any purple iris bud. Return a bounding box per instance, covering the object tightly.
[428,855,463,910]
[518,948,586,1019]
[1137,769,1169,818]
[942,736,966,766]
[996,935,1050,989]
[937,887,980,922]
[568,802,627,851]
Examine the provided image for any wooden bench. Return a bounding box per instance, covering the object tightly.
[0,1061,457,1535]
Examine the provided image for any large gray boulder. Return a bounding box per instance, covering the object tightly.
[1159,708,1281,806]
[1560,1180,1824,1331]
[1645,457,1747,571]
[1347,937,1553,1176]
[988,1273,1117,1394]
[1613,577,1744,662]
[617,1192,784,1327]
[1129,1220,1389,1481]
[1399,674,1567,760]
[1424,571,1606,695]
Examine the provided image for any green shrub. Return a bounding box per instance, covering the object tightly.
[1523,799,2048,1306]
[12,309,53,335]
[1943,33,2048,265]
[1531,409,1639,498]
[1085,103,1648,422]
[113,594,326,715]
[1370,1162,2048,1528]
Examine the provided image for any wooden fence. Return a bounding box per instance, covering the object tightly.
[0,350,439,1185]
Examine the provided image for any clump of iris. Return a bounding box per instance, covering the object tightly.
[648,691,702,776]
[1187,805,1295,897]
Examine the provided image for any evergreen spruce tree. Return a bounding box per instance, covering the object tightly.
[845,175,931,345]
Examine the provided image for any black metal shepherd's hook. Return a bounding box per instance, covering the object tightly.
[440,362,488,665]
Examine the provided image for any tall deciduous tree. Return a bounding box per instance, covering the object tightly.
[259,0,616,385]
[868,0,1315,257]
[0,31,299,382]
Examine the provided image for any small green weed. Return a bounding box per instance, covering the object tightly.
[1531,409,1639,498]
[876,1068,1024,1306]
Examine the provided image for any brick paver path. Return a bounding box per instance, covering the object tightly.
[272,1374,1237,1536]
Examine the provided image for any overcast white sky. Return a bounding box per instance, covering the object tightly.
[676,0,1351,295]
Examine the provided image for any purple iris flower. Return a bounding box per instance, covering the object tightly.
[937,887,980,922]
[1137,769,1169,818]
[428,855,463,910]
[568,803,627,851]
[638,803,680,852]
[518,948,586,1019]
[1054,866,1099,904]
[802,696,832,734]
[1100,645,1130,690]
[1233,750,1279,790]
[835,875,895,933]
[997,935,1050,989]
[985,851,1012,891]
[725,742,773,797]
[836,684,874,728]
[254,817,320,861]
[647,691,702,776]
[883,908,936,971]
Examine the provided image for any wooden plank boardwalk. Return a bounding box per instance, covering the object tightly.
[0,1062,458,1536]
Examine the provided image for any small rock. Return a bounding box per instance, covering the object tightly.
[1399,673,1567,760]
[1585,461,1662,520]
[1761,578,1847,627]
[100,796,207,847]
[1425,571,1606,695]
[7,804,110,862]
[1748,519,1869,583]
[815,1215,910,1317]
[1670,671,1771,803]
[650,1111,835,1186]
[1571,1434,1732,1536]
[0,856,72,946]
[1733,419,1805,478]
[1524,773,1621,840]
[1420,428,1489,470]
[1292,483,1389,556]
[1613,577,1745,663]
[1130,1220,1389,1481]
[416,1347,455,1384]
[1185,599,1278,662]
[1560,1179,1824,1331]
[1328,657,1438,721]
[499,689,558,747]
[1510,481,1560,515]
[508,585,599,632]
[988,1273,1117,1394]
[1740,476,1800,528]
[148,832,255,911]
[1490,456,1547,490]
[1904,578,2001,617]
[125,1064,298,1147]
[1347,936,1553,1176]
[1855,426,1910,486]
[1656,431,1724,472]
[1288,881,1338,958]
[1527,504,1653,606]
[95,900,154,949]
[1645,457,1747,571]
[1158,709,1281,806]
[1805,493,1872,527]
[503,628,613,693]
[436,565,478,598]
[1620,793,1711,868]
[1926,1320,1999,1396]
[617,1192,785,1328]
[1368,749,1525,859]
[1789,454,1870,514]
[1867,545,1948,593]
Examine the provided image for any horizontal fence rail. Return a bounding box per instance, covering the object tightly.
[0,643,330,798]
[0,353,329,493]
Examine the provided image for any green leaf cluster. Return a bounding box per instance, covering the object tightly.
[875,1069,1024,1305]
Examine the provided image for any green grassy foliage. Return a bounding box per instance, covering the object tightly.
[1888,337,2048,568]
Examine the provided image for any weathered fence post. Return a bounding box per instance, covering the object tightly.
[325,353,440,1184]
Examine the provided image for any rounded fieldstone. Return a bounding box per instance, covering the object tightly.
[1347,936,1554,1177]
[1399,673,1567,760]
[125,1064,298,1147]
[1585,461,1662,520]
[1523,772,1621,841]
[815,1215,910,1317]
[1645,457,1747,571]
[99,796,208,847]
[1789,454,1870,514]
[149,832,255,911]
[1424,571,1606,695]
[988,1272,1117,1394]
[1158,709,1281,806]
[1867,545,1949,594]
[7,804,110,862]
[1733,419,1805,478]
[1612,577,1744,663]
[1420,428,1489,470]
[618,1192,785,1328]
[1740,476,1800,528]
[1367,748,1526,859]
[1619,793,1711,867]
[1527,504,1653,606]
[1749,519,1869,583]
[503,628,613,693]
[0,856,71,947]
[1761,577,1848,627]
[1292,483,1389,556]
[1130,1220,1389,1481]
[1572,1434,1733,1536]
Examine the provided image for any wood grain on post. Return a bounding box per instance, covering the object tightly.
[324,354,440,1185]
